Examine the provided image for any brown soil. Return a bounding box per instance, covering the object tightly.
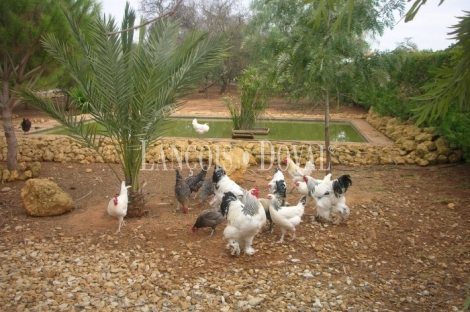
[1,87,469,310]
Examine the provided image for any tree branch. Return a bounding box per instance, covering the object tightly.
[107,0,184,36]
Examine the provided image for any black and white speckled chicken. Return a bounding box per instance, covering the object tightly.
[185,166,208,199]
[191,207,225,236]
[174,169,191,214]
[221,190,266,256]
[198,178,215,206]
[210,164,244,207]
[311,174,352,223]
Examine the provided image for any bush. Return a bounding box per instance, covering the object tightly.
[357,50,454,113]
[68,87,91,114]
[437,109,470,161]
[224,67,271,130]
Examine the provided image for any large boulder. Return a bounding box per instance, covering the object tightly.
[218,146,250,184]
[21,179,74,217]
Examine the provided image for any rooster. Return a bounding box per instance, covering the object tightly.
[210,165,244,207]
[107,181,131,233]
[174,169,191,214]
[267,194,307,243]
[221,191,266,256]
[21,118,32,134]
[192,118,210,136]
[185,165,208,199]
[311,174,352,223]
[191,208,225,236]
[197,178,215,206]
[282,157,315,192]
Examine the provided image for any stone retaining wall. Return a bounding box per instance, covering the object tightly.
[0,109,463,168]
[365,108,463,166]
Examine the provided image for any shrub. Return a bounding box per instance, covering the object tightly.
[437,109,470,161]
[224,67,271,130]
[68,87,91,114]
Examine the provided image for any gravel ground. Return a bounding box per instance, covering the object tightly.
[1,163,469,312]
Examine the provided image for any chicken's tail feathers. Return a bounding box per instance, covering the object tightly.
[333,174,352,197]
[303,161,315,175]
[175,169,183,180]
[212,165,226,183]
[274,180,287,197]
[323,173,332,181]
[220,191,237,216]
[120,181,131,194]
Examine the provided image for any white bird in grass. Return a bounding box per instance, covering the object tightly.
[107,181,131,233]
[192,118,210,136]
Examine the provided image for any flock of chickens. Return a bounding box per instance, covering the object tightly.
[108,157,352,257]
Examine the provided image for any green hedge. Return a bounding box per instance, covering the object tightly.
[356,48,469,161]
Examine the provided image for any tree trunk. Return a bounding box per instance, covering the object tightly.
[220,75,228,94]
[1,80,19,172]
[324,89,331,173]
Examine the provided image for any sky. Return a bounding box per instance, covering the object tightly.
[100,0,470,52]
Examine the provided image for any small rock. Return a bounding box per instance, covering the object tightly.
[248,297,264,306]
[313,298,323,308]
[303,272,314,279]
[85,169,93,173]
[1,187,11,192]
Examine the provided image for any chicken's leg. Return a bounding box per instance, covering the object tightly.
[244,236,256,255]
[276,229,286,244]
[289,230,296,241]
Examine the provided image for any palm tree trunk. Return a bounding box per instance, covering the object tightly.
[127,190,148,217]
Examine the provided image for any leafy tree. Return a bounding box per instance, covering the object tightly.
[0,0,97,172]
[20,3,228,216]
[245,0,405,169]
[318,0,469,129]
[412,11,470,125]
[141,0,250,93]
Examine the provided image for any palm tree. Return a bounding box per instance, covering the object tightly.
[20,3,228,216]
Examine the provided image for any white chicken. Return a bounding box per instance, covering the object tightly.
[210,164,244,207]
[221,191,266,256]
[282,157,315,193]
[192,118,210,136]
[311,174,352,223]
[266,194,307,243]
[294,180,309,196]
[107,181,131,233]
[303,173,332,196]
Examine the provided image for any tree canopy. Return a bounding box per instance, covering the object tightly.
[0,0,98,172]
